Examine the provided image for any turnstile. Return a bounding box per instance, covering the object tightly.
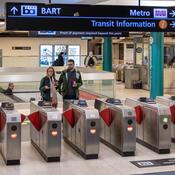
[125,97,171,154]
[156,96,175,143]
[95,98,136,156]
[0,103,21,165]
[63,100,100,159]
[29,101,61,162]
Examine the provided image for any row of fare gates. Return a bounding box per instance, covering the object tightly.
[1,96,175,165]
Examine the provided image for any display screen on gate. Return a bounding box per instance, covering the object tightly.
[6,3,175,33]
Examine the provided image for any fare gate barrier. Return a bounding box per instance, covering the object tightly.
[95,98,136,156]
[125,97,171,154]
[156,96,175,143]
[0,102,26,165]
[29,101,61,162]
[63,100,100,159]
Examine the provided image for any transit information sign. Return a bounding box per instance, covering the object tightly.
[6,3,175,33]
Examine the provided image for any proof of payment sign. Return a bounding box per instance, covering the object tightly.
[6,3,175,32]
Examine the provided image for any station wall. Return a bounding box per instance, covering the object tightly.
[112,37,175,65]
[112,41,134,64]
[0,37,88,67]
[124,42,134,63]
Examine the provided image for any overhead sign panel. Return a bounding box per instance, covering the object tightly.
[6,3,175,33]
[29,31,129,37]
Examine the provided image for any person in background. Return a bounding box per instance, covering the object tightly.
[52,52,65,66]
[143,56,148,65]
[58,59,83,100]
[39,67,58,107]
[84,51,98,68]
[168,56,175,67]
[4,82,14,95]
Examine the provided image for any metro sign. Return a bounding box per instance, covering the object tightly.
[154,8,167,18]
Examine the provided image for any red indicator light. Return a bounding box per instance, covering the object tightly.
[127,126,133,132]
[90,128,96,134]
[11,133,17,139]
[51,131,58,137]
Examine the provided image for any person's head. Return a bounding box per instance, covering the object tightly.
[46,66,55,78]
[8,82,14,90]
[59,52,64,57]
[89,51,93,57]
[67,59,75,70]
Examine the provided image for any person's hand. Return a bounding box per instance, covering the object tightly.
[55,81,58,86]
[54,82,58,88]
[45,86,50,90]
[72,81,77,87]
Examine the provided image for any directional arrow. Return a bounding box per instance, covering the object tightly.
[10,6,18,15]
[170,10,175,17]
[170,21,175,28]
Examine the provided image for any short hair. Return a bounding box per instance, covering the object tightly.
[68,59,75,64]
[60,52,64,55]
[8,82,14,86]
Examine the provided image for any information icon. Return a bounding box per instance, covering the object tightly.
[159,20,168,29]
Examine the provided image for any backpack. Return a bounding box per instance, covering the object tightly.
[88,57,95,67]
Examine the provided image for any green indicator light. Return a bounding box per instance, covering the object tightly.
[163,118,168,123]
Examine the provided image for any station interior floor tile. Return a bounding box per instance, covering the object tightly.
[1,141,175,175]
[115,82,150,100]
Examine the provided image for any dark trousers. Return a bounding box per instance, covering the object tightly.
[63,94,78,100]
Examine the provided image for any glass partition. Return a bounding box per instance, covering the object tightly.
[0,67,115,101]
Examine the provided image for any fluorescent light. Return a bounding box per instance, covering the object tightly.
[51,0,81,3]
[97,0,175,6]
[141,0,175,6]
[97,0,138,5]
[0,21,5,26]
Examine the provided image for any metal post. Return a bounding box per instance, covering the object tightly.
[138,0,141,6]
[150,32,164,99]
[103,37,112,72]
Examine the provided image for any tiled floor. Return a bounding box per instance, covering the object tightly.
[1,83,175,175]
[115,82,150,100]
[1,141,175,175]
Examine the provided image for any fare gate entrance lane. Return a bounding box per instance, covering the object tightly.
[29,101,61,162]
[0,102,26,165]
[63,100,100,159]
[125,97,171,154]
[95,98,136,156]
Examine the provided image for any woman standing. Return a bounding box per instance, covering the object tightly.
[39,67,58,107]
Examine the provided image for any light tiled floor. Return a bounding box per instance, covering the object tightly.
[115,82,150,100]
[1,141,175,175]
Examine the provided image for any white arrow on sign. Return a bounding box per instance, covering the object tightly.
[170,10,175,17]
[10,6,18,15]
[170,21,175,28]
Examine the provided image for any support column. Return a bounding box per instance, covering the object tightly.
[103,37,112,72]
[150,32,164,99]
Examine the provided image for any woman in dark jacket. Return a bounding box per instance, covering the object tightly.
[39,67,58,106]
